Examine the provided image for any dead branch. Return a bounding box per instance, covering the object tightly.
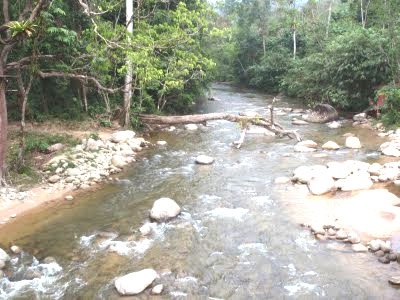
[139,112,302,142]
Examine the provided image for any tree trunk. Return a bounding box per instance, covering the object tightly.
[326,0,332,38]
[122,0,134,127]
[0,73,7,183]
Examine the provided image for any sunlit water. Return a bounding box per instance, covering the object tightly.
[1,83,399,299]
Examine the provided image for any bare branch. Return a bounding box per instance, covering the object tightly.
[5,55,55,72]
[38,71,122,93]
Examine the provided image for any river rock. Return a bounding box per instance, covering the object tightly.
[308,174,335,195]
[347,232,361,244]
[310,224,325,235]
[302,104,338,123]
[327,162,351,179]
[389,276,400,285]
[65,195,74,201]
[111,155,126,168]
[150,198,181,222]
[335,229,348,240]
[10,245,21,254]
[368,163,382,176]
[337,173,373,191]
[184,124,198,131]
[47,143,64,153]
[151,284,164,295]
[114,269,158,295]
[66,168,81,177]
[381,241,392,253]
[195,155,214,165]
[375,250,385,257]
[139,223,153,236]
[322,141,340,150]
[43,256,57,264]
[378,257,390,264]
[369,240,382,252]
[352,244,368,252]
[353,113,367,122]
[111,130,136,143]
[294,145,317,152]
[345,136,362,149]
[157,141,167,146]
[293,165,327,184]
[380,141,400,157]
[48,175,60,183]
[0,248,9,269]
[388,253,397,261]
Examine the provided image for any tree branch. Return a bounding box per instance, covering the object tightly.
[5,55,55,72]
[38,71,122,93]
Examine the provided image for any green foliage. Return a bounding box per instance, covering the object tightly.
[378,86,400,126]
[24,132,79,153]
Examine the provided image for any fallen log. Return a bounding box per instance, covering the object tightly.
[139,112,302,144]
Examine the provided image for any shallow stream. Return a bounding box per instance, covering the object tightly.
[0,84,399,299]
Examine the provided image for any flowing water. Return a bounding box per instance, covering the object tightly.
[0,83,399,299]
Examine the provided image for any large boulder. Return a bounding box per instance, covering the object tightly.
[336,172,373,191]
[0,248,10,269]
[293,165,327,184]
[111,155,127,168]
[150,198,181,222]
[327,162,352,179]
[302,104,338,123]
[111,130,136,143]
[380,141,400,157]
[308,175,336,195]
[114,269,158,295]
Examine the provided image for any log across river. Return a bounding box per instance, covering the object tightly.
[0,83,399,298]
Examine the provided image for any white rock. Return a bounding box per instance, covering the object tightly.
[10,245,21,254]
[139,223,153,236]
[369,239,383,251]
[111,130,136,143]
[195,155,214,165]
[85,138,104,151]
[352,244,368,252]
[66,168,81,177]
[380,142,400,157]
[47,143,64,153]
[353,113,367,122]
[157,141,167,146]
[389,276,400,285]
[150,198,181,222]
[345,136,362,149]
[322,141,340,150]
[0,248,10,262]
[111,155,126,168]
[308,175,335,195]
[184,124,198,131]
[327,162,351,179]
[294,145,317,152]
[339,173,373,191]
[292,119,309,125]
[114,269,158,295]
[48,175,60,183]
[368,163,382,176]
[293,165,327,184]
[65,195,74,201]
[151,284,164,295]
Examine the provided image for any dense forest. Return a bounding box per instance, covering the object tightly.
[1,0,400,183]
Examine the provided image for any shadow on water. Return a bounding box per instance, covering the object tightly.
[0,83,399,299]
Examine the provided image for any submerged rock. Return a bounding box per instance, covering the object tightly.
[184,124,198,131]
[322,141,340,150]
[114,269,158,295]
[150,198,181,222]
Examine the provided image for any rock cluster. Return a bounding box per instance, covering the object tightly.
[367,239,399,264]
[293,137,361,153]
[0,187,29,204]
[42,130,150,190]
[290,160,400,195]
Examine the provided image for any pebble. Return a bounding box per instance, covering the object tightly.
[10,214,16,219]
[64,195,74,201]
[151,284,164,295]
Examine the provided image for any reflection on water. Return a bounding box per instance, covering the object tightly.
[0,83,399,299]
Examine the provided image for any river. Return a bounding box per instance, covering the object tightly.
[0,83,399,299]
